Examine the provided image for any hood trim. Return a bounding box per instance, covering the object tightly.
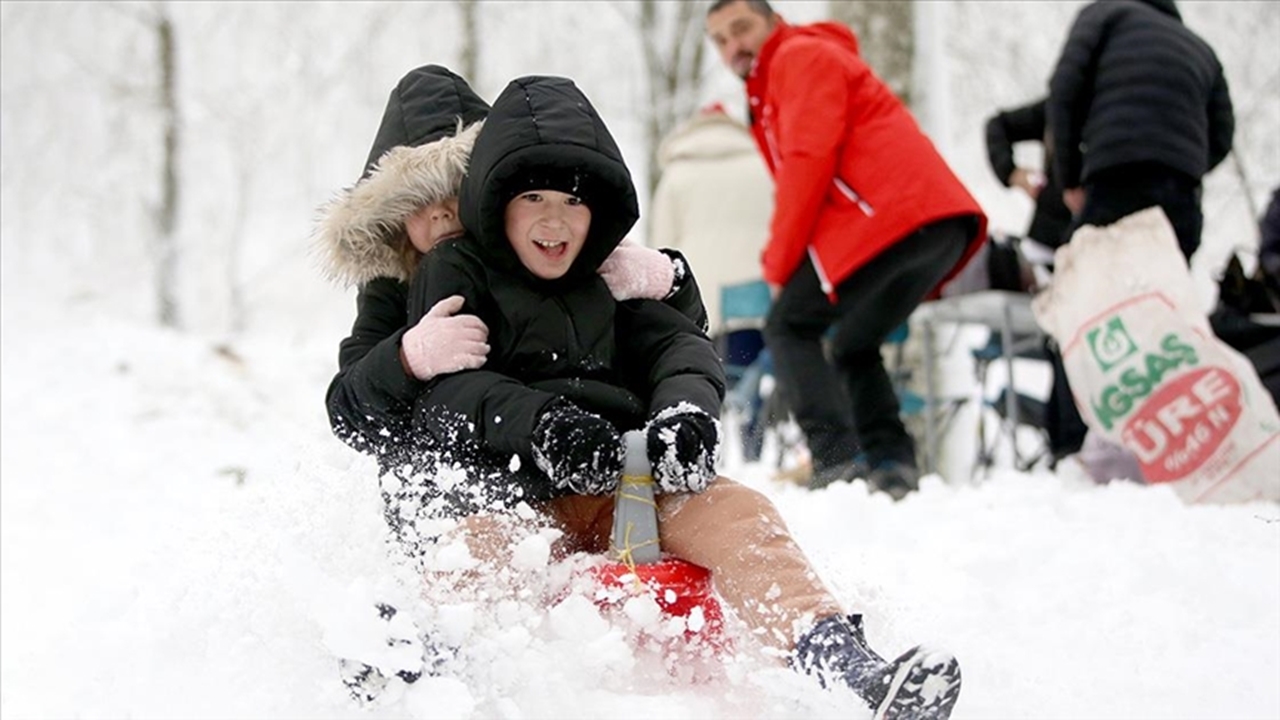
[313,120,482,287]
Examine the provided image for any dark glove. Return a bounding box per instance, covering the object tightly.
[646,406,720,494]
[531,401,623,496]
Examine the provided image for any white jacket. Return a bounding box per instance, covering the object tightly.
[648,110,773,331]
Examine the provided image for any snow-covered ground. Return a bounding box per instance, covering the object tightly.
[2,302,1278,720]
[3,2,1278,717]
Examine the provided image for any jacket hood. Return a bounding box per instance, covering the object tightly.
[798,20,861,55]
[760,18,860,64]
[1135,0,1182,20]
[751,19,860,86]
[313,65,490,287]
[657,111,758,170]
[459,75,638,291]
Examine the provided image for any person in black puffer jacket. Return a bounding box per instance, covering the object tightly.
[404,74,728,509]
[1048,0,1234,261]
[1043,0,1234,461]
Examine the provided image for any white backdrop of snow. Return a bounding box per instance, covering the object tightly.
[3,2,1280,718]
[3,299,1278,719]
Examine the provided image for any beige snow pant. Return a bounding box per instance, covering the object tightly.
[450,477,843,655]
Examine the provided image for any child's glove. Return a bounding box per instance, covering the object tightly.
[598,239,676,301]
[646,406,720,494]
[400,296,490,381]
[532,401,624,496]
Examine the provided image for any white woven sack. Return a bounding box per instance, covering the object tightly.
[1033,207,1280,504]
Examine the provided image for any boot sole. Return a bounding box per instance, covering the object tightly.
[874,647,962,720]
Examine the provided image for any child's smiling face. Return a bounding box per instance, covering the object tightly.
[503,190,592,280]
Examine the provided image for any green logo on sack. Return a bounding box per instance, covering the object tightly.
[1090,332,1199,431]
[1087,317,1138,372]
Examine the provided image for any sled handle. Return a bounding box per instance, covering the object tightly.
[609,430,662,566]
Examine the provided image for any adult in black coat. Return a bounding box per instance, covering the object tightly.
[1048,0,1234,260]
[1045,0,1234,460]
[984,98,1072,249]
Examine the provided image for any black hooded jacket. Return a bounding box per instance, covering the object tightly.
[1047,0,1234,189]
[318,66,489,468]
[405,76,725,502]
[317,69,709,475]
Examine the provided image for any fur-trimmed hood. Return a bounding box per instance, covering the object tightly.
[313,65,489,287]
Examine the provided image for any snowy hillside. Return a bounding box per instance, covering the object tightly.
[3,2,1280,718]
[2,302,1278,719]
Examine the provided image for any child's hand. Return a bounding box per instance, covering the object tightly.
[598,239,676,301]
[647,406,720,494]
[399,296,489,380]
[531,401,624,495]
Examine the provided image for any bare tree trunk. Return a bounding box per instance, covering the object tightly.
[828,0,914,106]
[155,4,181,329]
[226,156,250,335]
[457,0,479,85]
[634,0,705,201]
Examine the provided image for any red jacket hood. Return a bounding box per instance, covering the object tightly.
[754,18,860,77]
[791,19,861,55]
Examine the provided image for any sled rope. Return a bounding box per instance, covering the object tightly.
[617,473,657,508]
[611,521,659,590]
[611,473,659,581]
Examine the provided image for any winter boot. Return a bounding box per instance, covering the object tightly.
[793,614,961,720]
[337,603,432,705]
[867,461,920,501]
[809,454,873,490]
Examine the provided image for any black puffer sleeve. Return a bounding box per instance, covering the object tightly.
[325,278,427,455]
[985,99,1047,187]
[615,299,726,419]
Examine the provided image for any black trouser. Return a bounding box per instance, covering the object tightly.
[764,216,973,472]
[1048,162,1203,457]
[1069,161,1203,259]
[1044,337,1089,459]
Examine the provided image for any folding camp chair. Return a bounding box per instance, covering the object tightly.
[968,329,1052,477]
[884,321,967,471]
[717,279,776,464]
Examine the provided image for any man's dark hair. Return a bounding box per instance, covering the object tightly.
[707,0,775,18]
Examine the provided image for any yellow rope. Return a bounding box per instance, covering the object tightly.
[609,473,659,589]
[610,522,659,590]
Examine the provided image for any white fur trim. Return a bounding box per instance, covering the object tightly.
[311,120,483,287]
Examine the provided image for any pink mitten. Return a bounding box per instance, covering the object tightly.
[400,296,490,380]
[598,239,676,301]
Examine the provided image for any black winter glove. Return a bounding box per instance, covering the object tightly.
[531,401,624,496]
[646,405,720,494]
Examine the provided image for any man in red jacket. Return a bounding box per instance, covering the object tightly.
[706,0,987,496]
